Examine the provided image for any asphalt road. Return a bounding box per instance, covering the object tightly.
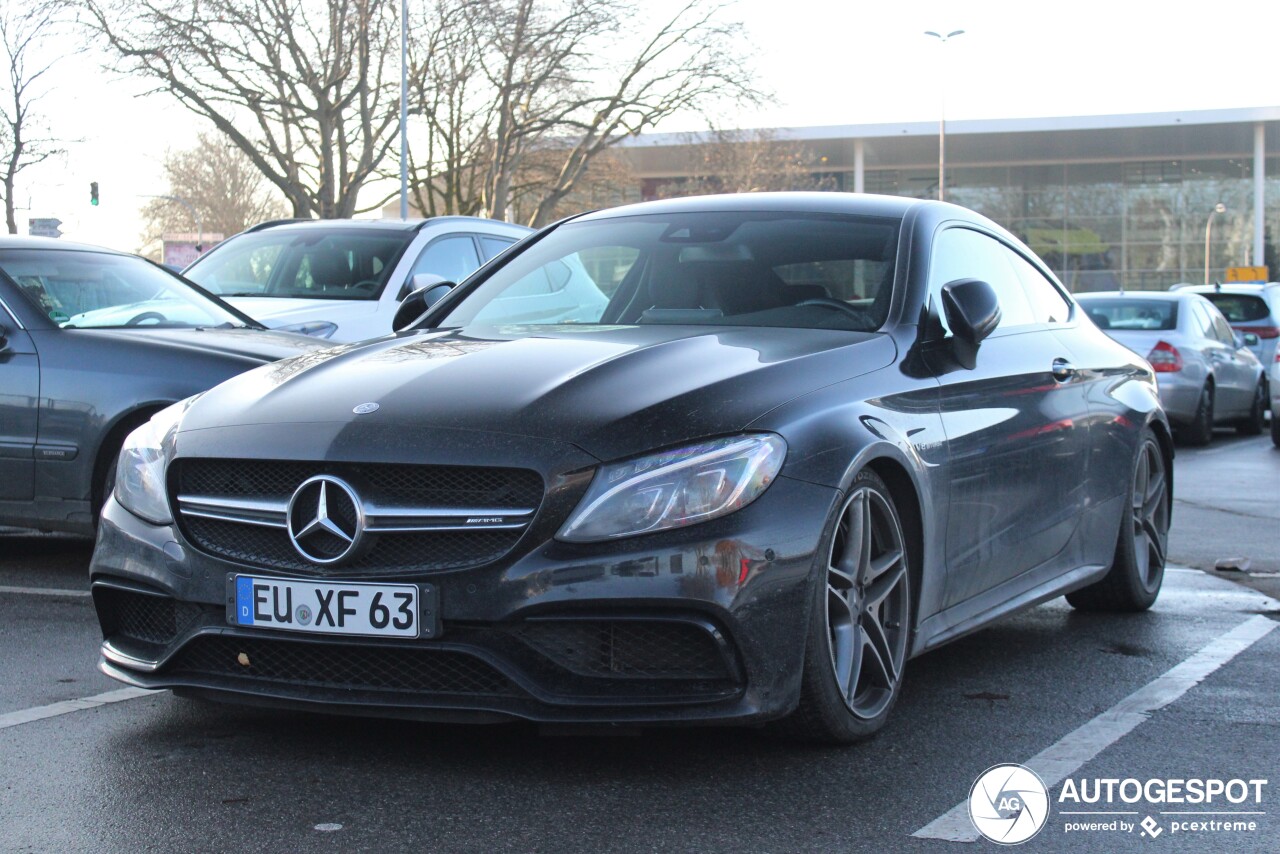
[1,433,1277,853]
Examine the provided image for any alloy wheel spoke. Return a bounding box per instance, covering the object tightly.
[836,493,866,579]
[844,622,865,701]
[861,611,899,685]
[858,623,895,691]
[1143,518,1167,568]
[1132,450,1148,512]
[866,559,906,608]
[829,618,854,698]
[1143,468,1165,519]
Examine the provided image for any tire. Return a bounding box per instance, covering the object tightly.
[777,469,913,744]
[1066,429,1169,612]
[1181,383,1214,447]
[1236,381,1265,436]
[1272,406,1280,448]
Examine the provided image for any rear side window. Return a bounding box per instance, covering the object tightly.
[1078,299,1177,331]
[1200,293,1270,323]
[410,236,481,283]
[479,236,516,261]
[1006,251,1071,324]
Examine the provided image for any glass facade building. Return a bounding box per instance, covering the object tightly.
[623,108,1280,292]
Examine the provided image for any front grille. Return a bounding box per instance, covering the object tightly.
[167,635,519,696]
[513,620,731,680]
[171,459,544,574]
[176,459,543,508]
[97,587,204,646]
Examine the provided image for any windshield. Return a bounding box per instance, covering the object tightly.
[1077,297,1177,331]
[438,212,900,332]
[0,249,248,329]
[185,229,415,301]
[1199,293,1270,323]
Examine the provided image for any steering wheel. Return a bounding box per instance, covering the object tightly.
[796,298,867,321]
[349,279,380,293]
[125,311,168,326]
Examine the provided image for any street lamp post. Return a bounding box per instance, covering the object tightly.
[399,0,409,219]
[924,29,965,202]
[1204,202,1226,285]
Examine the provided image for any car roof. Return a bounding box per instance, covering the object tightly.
[1173,282,1279,293]
[1076,290,1185,302]
[570,191,928,223]
[244,216,533,235]
[0,235,133,255]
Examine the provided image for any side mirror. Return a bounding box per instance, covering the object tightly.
[397,272,450,302]
[1241,332,1260,348]
[941,278,1001,369]
[392,281,456,332]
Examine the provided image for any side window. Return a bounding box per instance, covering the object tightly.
[479,236,516,261]
[1209,309,1236,345]
[929,228,1034,331]
[410,236,481,283]
[1189,301,1217,340]
[1006,251,1072,324]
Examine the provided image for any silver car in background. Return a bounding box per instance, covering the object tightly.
[1077,291,1266,445]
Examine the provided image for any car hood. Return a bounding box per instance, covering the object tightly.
[83,326,331,363]
[179,324,896,461]
[221,296,378,326]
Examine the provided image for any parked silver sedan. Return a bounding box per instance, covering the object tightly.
[1077,291,1266,445]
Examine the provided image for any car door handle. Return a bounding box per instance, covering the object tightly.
[1051,358,1075,382]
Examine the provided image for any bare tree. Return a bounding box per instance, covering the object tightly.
[82,0,400,218]
[653,129,837,199]
[140,133,289,245]
[1,1,66,234]
[401,0,767,226]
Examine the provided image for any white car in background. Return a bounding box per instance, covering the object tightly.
[182,217,532,342]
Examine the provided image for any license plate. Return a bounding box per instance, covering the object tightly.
[227,575,435,639]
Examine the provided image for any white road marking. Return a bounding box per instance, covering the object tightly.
[0,687,160,731]
[913,614,1278,842]
[0,584,90,598]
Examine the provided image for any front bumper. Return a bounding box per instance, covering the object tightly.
[90,474,837,725]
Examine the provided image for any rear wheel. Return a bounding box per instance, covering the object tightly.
[1067,429,1169,612]
[778,469,913,744]
[1271,404,1280,448]
[1181,384,1214,446]
[1236,380,1265,435]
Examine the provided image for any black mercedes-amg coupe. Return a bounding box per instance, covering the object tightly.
[90,193,1172,743]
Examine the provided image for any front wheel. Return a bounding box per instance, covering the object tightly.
[778,469,913,744]
[1067,429,1169,612]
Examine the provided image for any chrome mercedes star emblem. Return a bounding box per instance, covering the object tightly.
[286,475,366,565]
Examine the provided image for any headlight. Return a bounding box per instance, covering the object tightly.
[113,398,196,525]
[275,320,339,338]
[557,434,786,542]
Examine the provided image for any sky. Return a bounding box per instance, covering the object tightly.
[15,0,1280,252]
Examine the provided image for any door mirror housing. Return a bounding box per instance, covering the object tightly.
[1241,331,1260,348]
[941,278,1001,369]
[397,272,450,302]
[392,280,456,332]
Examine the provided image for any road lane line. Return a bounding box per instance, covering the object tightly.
[912,614,1277,842]
[0,584,90,598]
[0,687,159,731]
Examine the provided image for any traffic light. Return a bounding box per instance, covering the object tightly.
[90,182,99,206]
